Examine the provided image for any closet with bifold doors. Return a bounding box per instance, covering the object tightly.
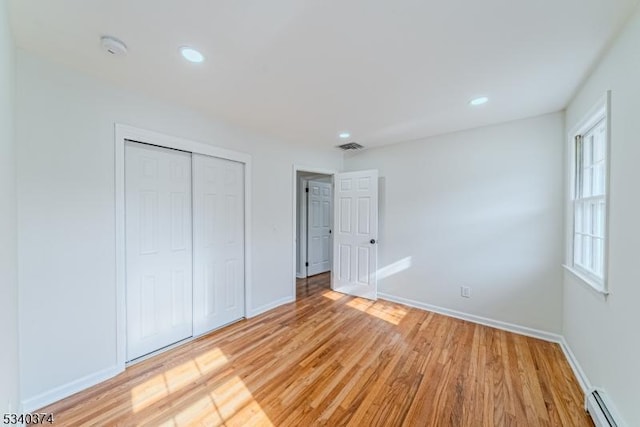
[124,141,245,362]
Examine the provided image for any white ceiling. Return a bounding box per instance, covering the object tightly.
[9,0,639,149]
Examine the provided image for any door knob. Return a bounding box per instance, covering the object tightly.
[370,239,376,244]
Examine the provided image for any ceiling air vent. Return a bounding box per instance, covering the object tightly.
[336,142,364,151]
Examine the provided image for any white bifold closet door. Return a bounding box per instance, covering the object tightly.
[192,154,245,336]
[125,142,193,361]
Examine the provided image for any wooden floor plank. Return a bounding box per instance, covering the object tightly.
[34,273,593,426]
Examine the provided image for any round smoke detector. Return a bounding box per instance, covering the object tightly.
[100,36,128,56]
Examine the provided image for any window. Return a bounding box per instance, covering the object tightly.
[567,93,610,293]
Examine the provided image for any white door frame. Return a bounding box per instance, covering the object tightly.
[297,175,331,278]
[298,176,310,278]
[115,124,252,371]
[292,165,336,297]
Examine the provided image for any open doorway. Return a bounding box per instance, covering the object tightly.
[294,169,334,299]
[292,166,379,301]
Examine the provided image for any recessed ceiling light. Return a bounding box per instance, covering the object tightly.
[180,47,204,63]
[469,96,489,106]
[339,132,351,139]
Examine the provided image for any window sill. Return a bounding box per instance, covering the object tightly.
[563,265,609,297]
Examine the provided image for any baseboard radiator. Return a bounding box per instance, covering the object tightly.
[586,389,619,427]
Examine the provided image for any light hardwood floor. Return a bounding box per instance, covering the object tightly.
[37,273,592,426]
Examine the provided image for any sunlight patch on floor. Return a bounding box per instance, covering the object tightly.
[346,298,375,312]
[130,347,229,413]
[129,371,170,413]
[347,298,407,325]
[322,290,346,300]
[365,303,407,325]
[194,347,229,376]
[167,376,274,427]
[167,393,224,426]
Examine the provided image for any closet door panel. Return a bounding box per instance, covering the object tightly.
[125,142,193,361]
[193,154,245,335]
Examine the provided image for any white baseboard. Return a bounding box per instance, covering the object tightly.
[558,337,592,394]
[378,292,563,343]
[247,296,294,318]
[21,364,122,413]
[296,273,306,279]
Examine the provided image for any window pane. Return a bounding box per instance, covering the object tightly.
[591,237,599,274]
[582,166,593,197]
[593,163,605,195]
[574,202,583,233]
[584,202,592,234]
[597,201,606,237]
[595,238,604,277]
[583,235,592,270]
[574,234,583,266]
[583,135,593,167]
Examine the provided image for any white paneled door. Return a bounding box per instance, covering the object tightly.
[332,170,378,300]
[307,180,332,276]
[125,142,193,361]
[192,154,245,336]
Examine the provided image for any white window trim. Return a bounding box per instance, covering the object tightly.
[564,91,611,296]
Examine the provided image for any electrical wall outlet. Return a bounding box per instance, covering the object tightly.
[461,286,472,298]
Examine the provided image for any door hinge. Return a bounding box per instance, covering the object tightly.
[305,262,309,267]
[329,229,332,234]
[305,187,309,193]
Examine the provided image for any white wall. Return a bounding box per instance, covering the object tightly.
[344,113,565,333]
[563,3,640,425]
[0,1,19,414]
[15,50,342,408]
